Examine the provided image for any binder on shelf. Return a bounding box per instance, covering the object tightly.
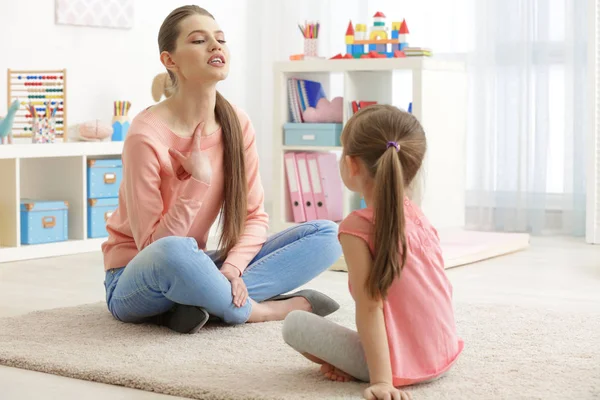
[307,152,343,221]
[302,80,326,107]
[295,153,318,221]
[306,153,328,220]
[284,153,306,223]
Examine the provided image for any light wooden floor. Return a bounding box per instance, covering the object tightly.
[0,236,598,399]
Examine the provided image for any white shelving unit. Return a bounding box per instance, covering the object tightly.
[0,142,123,263]
[272,57,468,232]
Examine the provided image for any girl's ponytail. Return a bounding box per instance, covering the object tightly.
[369,144,406,300]
[340,105,426,300]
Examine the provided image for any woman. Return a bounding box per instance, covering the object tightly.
[102,5,342,333]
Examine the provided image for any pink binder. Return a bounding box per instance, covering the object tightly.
[295,153,318,221]
[306,153,328,220]
[284,153,306,223]
[307,152,343,221]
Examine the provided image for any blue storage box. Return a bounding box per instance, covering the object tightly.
[87,158,122,199]
[88,198,118,238]
[284,123,342,147]
[20,199,69,245]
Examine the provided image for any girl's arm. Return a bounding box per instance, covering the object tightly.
[339,233,394,386]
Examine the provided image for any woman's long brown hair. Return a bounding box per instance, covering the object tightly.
[158,5,247,261]
[341,105,426,299]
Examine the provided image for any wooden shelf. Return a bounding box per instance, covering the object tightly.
[274,57,466,73]
[0,141,123,160]
[0,141,123,263]
[282,145,342,152]
[0,238,106,263]
[272,58,468,232]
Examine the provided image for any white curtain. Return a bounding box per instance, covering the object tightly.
[465,0,588,236]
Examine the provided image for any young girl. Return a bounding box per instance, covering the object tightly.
[283,105,464,400]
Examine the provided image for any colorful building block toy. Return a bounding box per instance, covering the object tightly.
[334,12,412,59]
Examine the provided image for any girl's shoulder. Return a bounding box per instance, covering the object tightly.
[338,208,374,244]
[338,198,439,242]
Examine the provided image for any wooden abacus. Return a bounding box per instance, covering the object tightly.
[7,69,68,142]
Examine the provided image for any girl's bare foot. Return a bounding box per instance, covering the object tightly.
[320,362,355,382]
[247,297,311,323]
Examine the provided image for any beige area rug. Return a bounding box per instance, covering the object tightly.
[330,230,530,272]
[1,289,598,399]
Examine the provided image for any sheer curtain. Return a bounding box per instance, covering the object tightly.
[368,0,587,236]
[466,0,588,236]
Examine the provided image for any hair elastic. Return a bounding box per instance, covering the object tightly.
[386,141,400,152]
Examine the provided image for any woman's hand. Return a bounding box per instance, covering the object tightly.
[229,277,249,307]
[221,263,248,307]
[169,122,212,184]
[363,383,411,400]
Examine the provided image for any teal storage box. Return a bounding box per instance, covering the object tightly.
[284,123,342,147]
[88,198,118,238]
[87,158,122,199]
[20,199,69,245]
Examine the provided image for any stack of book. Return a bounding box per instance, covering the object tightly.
[403,47,432,57]
[287,78,327,123]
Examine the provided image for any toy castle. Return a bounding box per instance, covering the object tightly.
[346,12,409,58]
[331,12,430,59]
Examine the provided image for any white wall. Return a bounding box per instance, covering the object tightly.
[0,0,248,129]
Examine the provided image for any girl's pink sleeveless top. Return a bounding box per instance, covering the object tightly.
[338,198,464,386]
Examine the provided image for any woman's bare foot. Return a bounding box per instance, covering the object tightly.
[320,362,354,382]
[246,297,312,323]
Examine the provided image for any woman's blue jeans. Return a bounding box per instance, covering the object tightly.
[104,221,342,325]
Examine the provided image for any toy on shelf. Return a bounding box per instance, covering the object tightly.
[330,12,431,59]
[27,101,59,144]
[112,100,131,141]
[7,69,67,142]
[303,97,343,123]
[351,100,378,115]
[68,119,113,142]
[0,99,20,144]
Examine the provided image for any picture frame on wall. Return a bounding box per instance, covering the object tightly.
[55,0,134,30]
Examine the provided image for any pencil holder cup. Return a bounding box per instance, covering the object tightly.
[304,38,319,57]
[111,116,130,141]
[31,116,56,144]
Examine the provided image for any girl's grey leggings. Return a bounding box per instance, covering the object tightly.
[282,310,371,382]
[282,310,444,385]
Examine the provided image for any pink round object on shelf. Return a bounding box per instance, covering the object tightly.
[75,120,113,141]
[302,97,344,123]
